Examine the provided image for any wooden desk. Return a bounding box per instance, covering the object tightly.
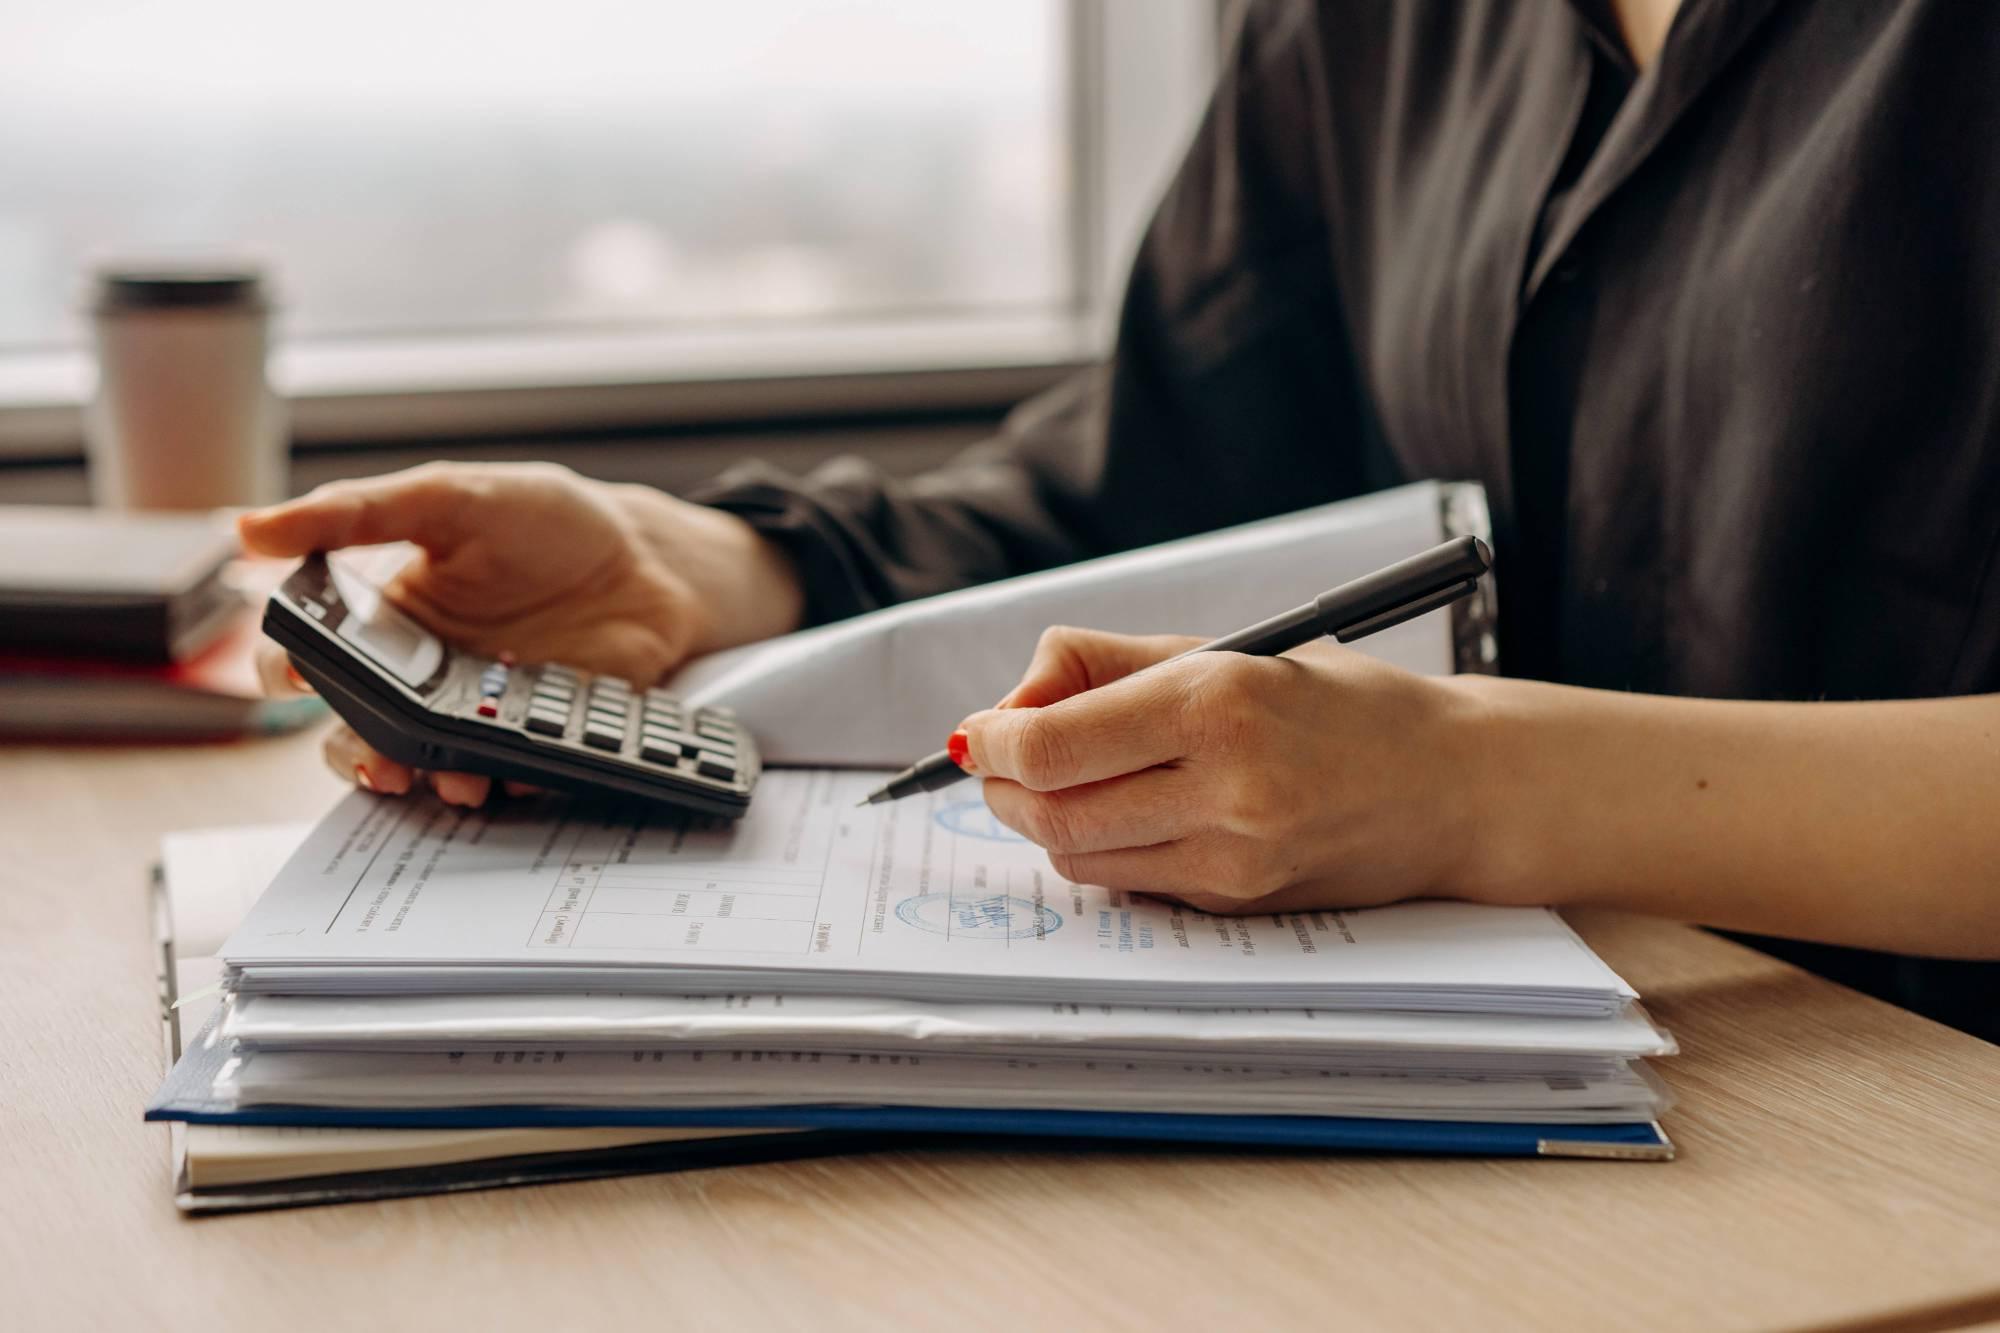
[3,728,1997,1333]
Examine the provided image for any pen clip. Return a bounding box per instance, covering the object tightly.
[1332,580,1477,643]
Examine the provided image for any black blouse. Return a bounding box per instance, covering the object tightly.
[694,0,2000,1038]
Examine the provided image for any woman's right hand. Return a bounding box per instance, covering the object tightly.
[239,461,804,805]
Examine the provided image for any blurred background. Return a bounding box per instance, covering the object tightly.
[0,0,1219,500]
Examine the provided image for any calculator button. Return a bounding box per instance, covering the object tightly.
[525,711,567,737]
[475,699,500,718]
[639,738,684,764]
[583,723,624,751]
[696,757,737,782]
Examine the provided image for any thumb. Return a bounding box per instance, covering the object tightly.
[995,626,1202,709]
[238,467,468,558]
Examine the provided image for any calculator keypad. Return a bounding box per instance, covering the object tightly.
[462,662,754,794]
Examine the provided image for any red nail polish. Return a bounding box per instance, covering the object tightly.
[354,764,376,792]
[947,728,973,771]
[286,662,310,690]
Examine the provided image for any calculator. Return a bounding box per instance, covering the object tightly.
[263,554,760,817]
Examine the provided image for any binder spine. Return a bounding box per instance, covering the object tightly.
[1440,482,1499,676]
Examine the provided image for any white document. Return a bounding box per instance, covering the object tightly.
[223,991,1673,1069]
[214,1045,1669,1124]
[160,821,316,1038]
[163,821,316,957]
[666,481,1487,765]
[222,770,1635,1013]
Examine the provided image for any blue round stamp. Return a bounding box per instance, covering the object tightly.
[895,893,1062,940]
[933,799,1030,843]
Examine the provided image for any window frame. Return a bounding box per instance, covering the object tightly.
[0,0,1217,460]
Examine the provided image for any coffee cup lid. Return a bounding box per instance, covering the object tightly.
[93,267,268,313]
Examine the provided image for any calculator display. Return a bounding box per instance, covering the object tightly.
[328,561,444,690]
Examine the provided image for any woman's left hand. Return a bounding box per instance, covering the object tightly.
[956,626,1495,915]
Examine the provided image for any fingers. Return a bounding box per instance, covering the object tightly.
[255,641,314,698]
[980,768,1202,854]
[1036,839,1213,900]
[1034,833,1319,910]
[319,722,495,808]
[959,651,1216,791]
[321,723,414,796]
[996,626,1201,709]
[238,466,469,558]
[430,772,494,808]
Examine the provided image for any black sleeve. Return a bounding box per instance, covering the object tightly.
[687,0,1388,625]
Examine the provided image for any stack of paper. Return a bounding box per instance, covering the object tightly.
[145,484,1680,1205]
[150,770,1678,1161]
[153,821,869,1212]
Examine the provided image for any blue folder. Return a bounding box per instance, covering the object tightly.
[146,1019,1673,1160]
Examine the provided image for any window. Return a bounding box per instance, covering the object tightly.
[0,1,1215,450]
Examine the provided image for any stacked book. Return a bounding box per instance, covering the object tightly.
[149,769,1679,1211]
[0,506,322,739]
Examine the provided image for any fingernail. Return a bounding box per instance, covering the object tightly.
[946,728,974,772]
[286,662,309,691]
[354,764,376,792]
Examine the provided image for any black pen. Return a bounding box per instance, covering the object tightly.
[857,534,1493,807]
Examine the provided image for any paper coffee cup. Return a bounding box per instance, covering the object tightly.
[86,266,287,511]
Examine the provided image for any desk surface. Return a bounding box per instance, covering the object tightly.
[2,728,1997,1333]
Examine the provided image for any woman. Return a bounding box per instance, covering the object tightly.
[242,0,2000,1036]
